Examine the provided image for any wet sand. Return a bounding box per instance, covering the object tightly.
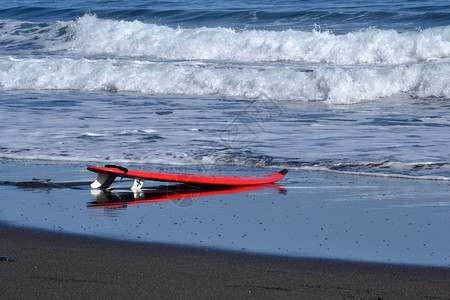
[0,160,449,298]
[1,222,449,299]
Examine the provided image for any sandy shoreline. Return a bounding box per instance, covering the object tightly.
[1,222,449,299]
[1,159,449,298]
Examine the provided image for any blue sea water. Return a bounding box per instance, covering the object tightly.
[0,0,449,178]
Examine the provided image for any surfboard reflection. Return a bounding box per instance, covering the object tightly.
[88,184,286,209]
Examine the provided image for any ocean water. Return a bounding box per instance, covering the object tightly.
[0,0,449,179]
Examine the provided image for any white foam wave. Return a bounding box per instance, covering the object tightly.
[2,15,449,64]
[42,15,450,64]
[1,56,449,103]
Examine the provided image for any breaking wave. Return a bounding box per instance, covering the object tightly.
[0,56,449,104]
[1,15,449,103]
[2,15,450,64]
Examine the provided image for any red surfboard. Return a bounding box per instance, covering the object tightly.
[87,165,288,189]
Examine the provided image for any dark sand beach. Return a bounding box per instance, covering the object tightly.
[1,222,449,299]
[1,160,449,299]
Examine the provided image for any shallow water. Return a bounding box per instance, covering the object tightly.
[0,161,449,267]
[1,2,449,179]
[0,91,449,179]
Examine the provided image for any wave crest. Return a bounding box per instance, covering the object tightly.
[2,14,450,64]
[57,15,450,64]
[1,57,449,103]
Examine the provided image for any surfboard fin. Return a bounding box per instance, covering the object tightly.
[131,178,145,190]
[91,172,117,189]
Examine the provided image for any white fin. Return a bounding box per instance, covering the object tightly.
[131,178,145,190]
[91,172,117,189]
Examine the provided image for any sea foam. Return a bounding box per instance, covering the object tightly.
[43,15,450,64]
[1,14,449,64]
[1,15,450,103]
[1,57,449,103]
